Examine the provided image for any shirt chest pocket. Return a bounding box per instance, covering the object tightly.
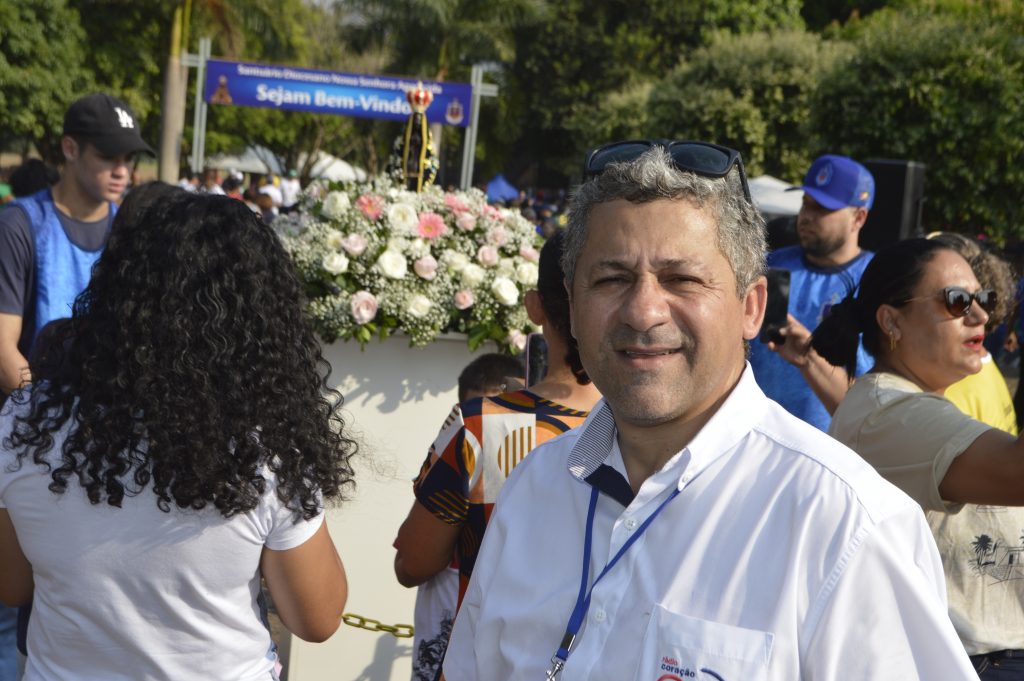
[634,605,774,681]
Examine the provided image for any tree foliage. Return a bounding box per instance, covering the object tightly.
[0,0,93,161]
[67,0,170,134]
[196,0,369,179]
[509,0,806,181]
[813,2,1024,241]
[649,30,847,180]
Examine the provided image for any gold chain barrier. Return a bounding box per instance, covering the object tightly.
[341,613,414,639]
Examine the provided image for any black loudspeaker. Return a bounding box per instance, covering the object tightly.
[859,159,927,252]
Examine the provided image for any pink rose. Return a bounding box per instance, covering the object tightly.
[487,226,508,246]
[355,194,385,220]
[414,255,439,280]
[444,193,470,214]
[477,245,500,267]
[454,289,475,310]
[350,290,379,325]
[507,330,528,352]
[456,213,477,231]
[416,212,448,240]
[519,245,540,262]
[341,233,368,256]
[483,204,503,221]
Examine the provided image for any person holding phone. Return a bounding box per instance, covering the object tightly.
[394,230,601,681]
[749,155,875,430]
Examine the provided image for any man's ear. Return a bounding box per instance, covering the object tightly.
[850,206,869,232]
[741,275,768,341]
[525,290,544,326]
[61,136,79,163]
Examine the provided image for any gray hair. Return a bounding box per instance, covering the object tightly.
[561,146,767,297]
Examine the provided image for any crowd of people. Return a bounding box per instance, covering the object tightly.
[175,166,303,223]
[3,90,1024,681]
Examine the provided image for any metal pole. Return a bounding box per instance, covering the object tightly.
[460,65,483,190]
[189,37,211,173]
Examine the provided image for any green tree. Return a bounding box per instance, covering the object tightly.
[0,0,93,161]
[342,0,545,81]
[812,2,1024,241]
[339,0,547,184]
[646,29,847,180]
[801,0,889,31]
[193,0,376,180]
[509,0,806,182]
[68,0,172,137]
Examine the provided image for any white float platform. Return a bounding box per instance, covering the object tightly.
[286,334,494,681]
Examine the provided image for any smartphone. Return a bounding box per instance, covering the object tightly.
[759,267,791,345]
[524,333,549,387]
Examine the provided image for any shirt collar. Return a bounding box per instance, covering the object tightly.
[568,362,767,490]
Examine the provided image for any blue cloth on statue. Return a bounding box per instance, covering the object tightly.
[749,246,874,431]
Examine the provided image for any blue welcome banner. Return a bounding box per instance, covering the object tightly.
[204,60,472,127]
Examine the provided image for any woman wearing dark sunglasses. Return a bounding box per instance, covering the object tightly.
[813,237,1024,678]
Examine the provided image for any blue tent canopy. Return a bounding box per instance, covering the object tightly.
[486,173,518,203]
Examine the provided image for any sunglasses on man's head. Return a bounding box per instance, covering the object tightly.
[583,139,752,203]
[906,286,997,318]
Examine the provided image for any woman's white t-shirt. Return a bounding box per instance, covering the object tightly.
[0,401,322,681]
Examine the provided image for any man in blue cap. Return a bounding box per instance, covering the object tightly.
[749,154,875,431]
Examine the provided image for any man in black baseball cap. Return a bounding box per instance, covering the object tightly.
[0,92,155,394]
[62,93,156,158]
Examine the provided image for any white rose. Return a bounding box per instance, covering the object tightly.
[491,276,520,306]
[515,262,539,286]
[408,238,429,258]
[388,202,418,233]
[406,293,433,318]
[444,251,470,272]
[387,237,410,253]
[322,251,350,275]
[461,263,486,288]
[324,228,345,251]
[496,257,516,278]
[322,191,351,219]
[377,249,408,279]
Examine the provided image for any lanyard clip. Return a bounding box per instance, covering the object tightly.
[544,656,566,681]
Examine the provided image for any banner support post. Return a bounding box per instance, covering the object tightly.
[181,37,212,173]
[459,63,499,191]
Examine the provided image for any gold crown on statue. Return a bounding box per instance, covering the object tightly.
[407,81,434,113]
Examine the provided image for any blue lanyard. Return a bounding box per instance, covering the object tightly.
[545,483,682,680]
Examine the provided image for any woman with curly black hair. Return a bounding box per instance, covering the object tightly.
[0,191,356,680]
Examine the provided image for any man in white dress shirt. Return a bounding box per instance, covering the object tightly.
[442,140,976,680]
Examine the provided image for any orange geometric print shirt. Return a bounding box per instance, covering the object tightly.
[414,389,588,607]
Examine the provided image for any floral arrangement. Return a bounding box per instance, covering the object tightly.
[276,177,542,352]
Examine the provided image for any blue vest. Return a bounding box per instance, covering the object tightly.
[14,189,115,342]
